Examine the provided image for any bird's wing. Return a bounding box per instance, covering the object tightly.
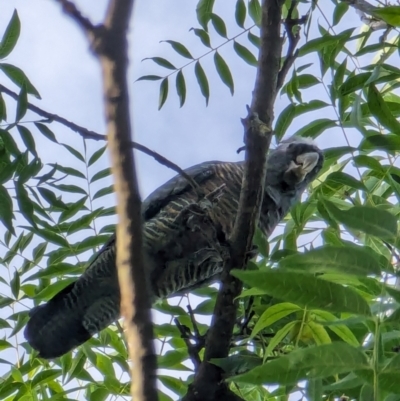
[23,161,222,359]
[142,161,220,220]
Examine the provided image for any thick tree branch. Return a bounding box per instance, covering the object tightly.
[56,1,158,400]
[183,1,284,400]
[0,84,200,192]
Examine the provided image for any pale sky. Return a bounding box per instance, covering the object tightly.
[0,0,379,399]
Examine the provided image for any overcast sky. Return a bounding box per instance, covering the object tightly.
[0,0,374,399]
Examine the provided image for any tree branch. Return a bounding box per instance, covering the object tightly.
[56,0,158,400]
[183,0,284,400]
[0,84,200,193]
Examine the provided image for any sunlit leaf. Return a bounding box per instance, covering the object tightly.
[322,200,397,240]
[231,343,369,385]
[232,270,371,316]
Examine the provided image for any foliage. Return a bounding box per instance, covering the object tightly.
[2,0,400,400]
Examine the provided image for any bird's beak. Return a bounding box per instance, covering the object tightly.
[286,152,320,182]
[296,152,320,173]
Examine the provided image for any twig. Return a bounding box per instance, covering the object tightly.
[187,305,201,339]
[239,296,255,335]
[277,1,307,90]
[174,318,202,370]
[0,84,200,193]
[183,0,284,400]
[56,1,158,400]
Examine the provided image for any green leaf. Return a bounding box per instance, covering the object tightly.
[194,61,210,106]
[307,321,332,345]
[325,171,367,191]
[0,92,7,121]
[293,118,336,139]
[378,354,400,393]
[333,2,349,26]
[145,57,176,70]
[214,52,234,95]
[368,84,400,134]
[265,321,297,355]
[50,164,86,179]
[0,10,20,59]
[209,354,262,377]
[16,84,27,121]
[34,122,58,142]
[73,235,110,253]
[59,196,87,222]
[136,75,163,82]
[299,29,354,56]
[361,135,400,154]
[235,0,246,28]
[373,6,400,27]
[88,146,107,166]
[25,226,69,247]
[323,200,397,240]
[32,242,47,263]
[196,0,215,29]
[0,63,40,98]
[31,369,62,388]
[93,185,114,200]
[231,270,371,316]
[340,71,399,96]
[90,168,111,183]
[251,303,301,338]
[175,70,186,107]
[279,245,381,276]
[62,143,85,162]
[37,187,68,209]
[231,343,369,385]
[162,40,193,59]
[306,378,323,401]
[17,125,37,156]
[233,41,257,66]
[15,182,36,227]
[210,14,227,38]
[313,310,359,346]
[0,185,14,234]
[158,78,169,110]
[52,183,87,195]
[248,0,261,26]
[96,353,115,377]
[35,279,76,301]
[275,104,296,140]
[191,28,211,48]
[18,157,42,184]
[10,270,20,299]
[248,31,260,48]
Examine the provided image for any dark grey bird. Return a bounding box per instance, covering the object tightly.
[24,137,323,359]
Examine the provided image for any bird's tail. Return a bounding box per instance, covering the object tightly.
[24,240,120,359]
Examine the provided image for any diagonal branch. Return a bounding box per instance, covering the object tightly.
[56,0,158,400]
[183,0,285,400]
[0,84,200,193]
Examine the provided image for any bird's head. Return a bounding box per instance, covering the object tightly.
[266,136,324,191]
